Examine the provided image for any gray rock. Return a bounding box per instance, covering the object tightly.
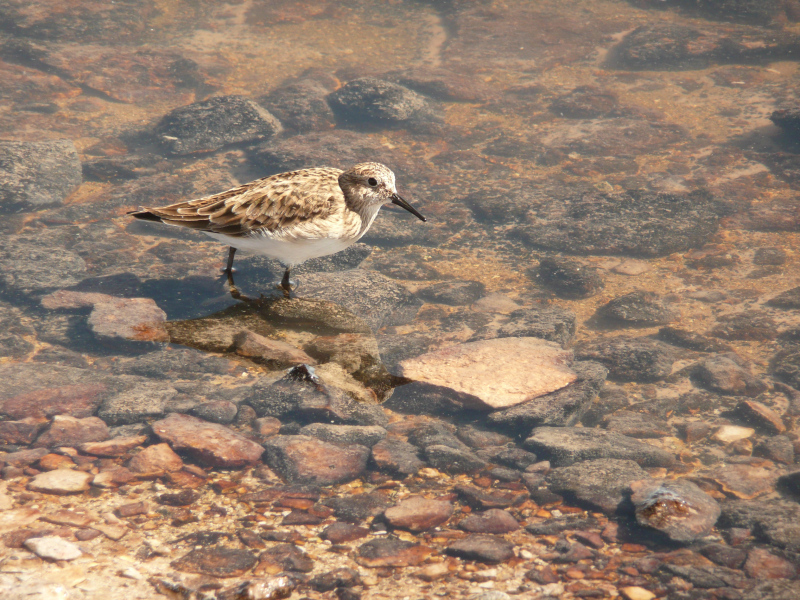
[756,435,795,465]
[657,326,731,352]
[189,400,238,424]
[298,270,421,330]
[324,492,392,523]
[525,426,676,468]
[299,423,387,447]
[719,500,800,551]
[243,365,387,427]
[515,189,730,258]
[446,534,515,563]
[753,246,786,266]
[259,77,336,132]
[458,509,520,534]
[0,301,35,359]
[632,478,721,542]
[155,95,281,155]
[370,438,425,475]
[770,346,800,390]
[328,78,439,128]
[0,233,87,295]
[0,140,81,213]
[456,426,513,449]
[416,280,485,306]
[97,383,177,425]
[424,444,486,473]
[546,458,649,514]
[742,581,800,600]
[489,306,577,348]
[535,256,604,299]
[487,360,608,430]
[596,291,678,326]
[576,336,675,382]
[603,411,674,438]
[110,348,240,380]
[408,422,470,452]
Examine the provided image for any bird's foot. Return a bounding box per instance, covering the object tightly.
[276,279,298,298]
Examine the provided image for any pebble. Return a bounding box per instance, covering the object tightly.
[231,329,317,368]
[97,383,177,425]
[0,418,47,445]
[171,547,258,577]
[262,435,369,486]
[383,496,453,532]
[355,538,433,567]
[734,400,786,434]
[27,469,92,495]
[327,77,438,127]
[632,479,721,542]
[712,425,755,444]
[417,280,486,306]
[79,435,147,457]
[398,337,577,410]
[458,509,520,534]
[492,306,577,348]
[151,413,264,468]
[693,355,767,397]
[320,522,369,544]
[424,444,486,473]
[189,400,239,424]
[24,535,82,561]
[576,336,675,382]
[299,423,387,448]
[446,534,515,564]
[744,547,797,579]
[619,587,655,600]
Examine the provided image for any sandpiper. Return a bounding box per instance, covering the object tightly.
[129,162,426,294]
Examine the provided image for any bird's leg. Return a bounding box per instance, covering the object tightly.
[280,267,292,297]
[221,246,236,274]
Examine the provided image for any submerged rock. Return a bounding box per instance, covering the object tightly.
[576,337,675,382]
[154,95,281,155]
[327,78,439,128]
[398,337,576,411]
[596,292,679,327]
[0,140,81,213]
[535,257,604,299]
[262,435,369,486]
[525,426,676,468]
[516,189,729,258]
[632,479,721,542]
[546,458,649,515]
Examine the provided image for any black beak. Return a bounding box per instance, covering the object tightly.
[391,193,427,222]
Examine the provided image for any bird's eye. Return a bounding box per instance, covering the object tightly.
[367,177,378,187]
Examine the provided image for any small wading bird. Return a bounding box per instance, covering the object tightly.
[129,162,426,295]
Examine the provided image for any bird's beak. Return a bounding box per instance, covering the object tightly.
[390,193,427,222]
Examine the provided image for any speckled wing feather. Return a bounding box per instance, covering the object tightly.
[135,167,344,237]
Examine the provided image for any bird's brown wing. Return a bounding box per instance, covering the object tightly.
[130,167,344,236]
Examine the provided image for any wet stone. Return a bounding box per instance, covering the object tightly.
[712,312,777,341]
[155,95,281,155]
[28,469,92,495]
[516,189,729,258]
[416,280,486,306]
[700,543,747,570]
[355,538,433,568]
[259,77,336,133]
[231,330,317,369]
[171,547,258,578]
[720,500,800,551]
[97,384,177,426]
[490,306,577,348]
[320,522,369,544]
[550,86,620,119]
[734,400,786,434]
[525,427,676,468]
[189,400,238,425]
[0,140,81,213]
[0,233,87,295]
[744,547,797,579]
[547,459,650,515]
[535,256,604,299]
[244,364,387,427]
[127,443,183,476]
[705,464,777,500]
[458,509,520,534]
[257,543,314,574]
[299,423,386,448]
[632,479,721,542]
[370,438,425,476]
[408,422,468,452]
[34,415,109,448]
[456,426,513,449]
[309,567,361,592]
[604,411,674,439]
[767,286,800,309]
[398,338,577,411]
[446,534,515,564]
[754,246,786,266]
[327,78,439,128]
[658,327,730,353]
[152,413,264,468]
[79,435,147,457]
[0,418,47,445]
[576,337,675,382]
[488,360,608,430]
[324,492,392,523]
[424,445,486,474]
[383,496,453,532]
[24,535,82,561]
[770,346,800,390]
[755,435,795,464]
[455,485,528,510]
[596,292,679,327]
[262,435,369,486]
[2,447,49,467]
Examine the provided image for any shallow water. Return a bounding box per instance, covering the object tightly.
[2,0,800,598]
